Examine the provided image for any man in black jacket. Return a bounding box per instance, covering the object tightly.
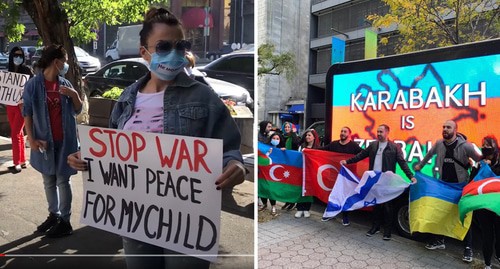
[340,124,416,240]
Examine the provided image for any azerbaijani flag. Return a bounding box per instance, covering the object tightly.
[410,172,472,240]
[258,142,312,203]
[302,149,368,203]
[459,162,500,223]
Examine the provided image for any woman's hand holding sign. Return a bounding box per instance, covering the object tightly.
[68,151,87,171]
[215,160,247,190]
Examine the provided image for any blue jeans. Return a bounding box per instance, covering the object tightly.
[122,237,210,269]
[42,173,72,222]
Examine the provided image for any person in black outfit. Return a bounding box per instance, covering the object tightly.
[341,124,416,240]
[319,126,362,225]
[470,136,500,269]
[258,120,273,144]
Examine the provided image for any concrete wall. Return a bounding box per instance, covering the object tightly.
[257,0,311,123]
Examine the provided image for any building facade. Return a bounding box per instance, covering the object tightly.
[307,0,400,127]
[258,0,311,132]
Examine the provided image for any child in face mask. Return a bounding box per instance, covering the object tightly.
[258,133,284,216]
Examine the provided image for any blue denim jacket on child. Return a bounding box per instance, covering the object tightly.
[22,73,80,177]
[110,72,243,167]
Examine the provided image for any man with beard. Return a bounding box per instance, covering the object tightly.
[415,120,482,263]
[319,126,362,225]
[340,124,416,241]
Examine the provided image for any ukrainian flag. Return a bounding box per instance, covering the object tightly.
[409,172,472,240]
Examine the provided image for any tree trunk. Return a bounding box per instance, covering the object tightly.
[22,0,84,97]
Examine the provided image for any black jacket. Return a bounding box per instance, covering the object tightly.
[346,140,413,180]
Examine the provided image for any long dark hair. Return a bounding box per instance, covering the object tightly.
[8,47,33,76]
[300,129,320,149]
[140,6,184,47]
[36,44,66,69]
[259,120,272,135]
[268,132,285,148]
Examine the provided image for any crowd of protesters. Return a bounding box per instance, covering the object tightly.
[258,119,499,269]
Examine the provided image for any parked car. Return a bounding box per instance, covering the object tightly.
[31,46,101,75]
[196,51,254,98]
[83,58,253,108]
[20,46,37,65]
[0,52,8,69]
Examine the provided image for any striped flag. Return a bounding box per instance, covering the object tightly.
[459,162,500,223]
[410,172,472,240]
[323,166,409,219]
[258,142,312,203]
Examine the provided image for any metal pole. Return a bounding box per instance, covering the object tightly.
[240,0,244,44]
[103,23,107,58]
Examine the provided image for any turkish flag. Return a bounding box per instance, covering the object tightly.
[303,149,368,203]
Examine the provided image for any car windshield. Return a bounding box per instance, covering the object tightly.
[74,47,89,57]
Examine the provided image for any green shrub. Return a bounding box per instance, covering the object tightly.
[102,87,123,100]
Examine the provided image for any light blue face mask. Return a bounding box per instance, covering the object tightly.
[58,62,69,76]
[13,56,23,66]
[271,139,280,146]
[146,49,188,81]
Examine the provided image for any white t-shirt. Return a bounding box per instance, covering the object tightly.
[123,90,165,133]
[373,141,388,172]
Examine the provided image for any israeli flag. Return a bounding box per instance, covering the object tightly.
[323,166,410,219]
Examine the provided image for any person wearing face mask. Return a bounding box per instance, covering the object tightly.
[7,47,33,173]
[67,6,246,269]
[258,132,284,216]
[22,44,82,238]
[469,136,500,269]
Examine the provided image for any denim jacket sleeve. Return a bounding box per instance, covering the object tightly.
[110,72,243,167]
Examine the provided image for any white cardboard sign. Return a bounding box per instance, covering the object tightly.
[0,71,30,105]
[78,125,223,262]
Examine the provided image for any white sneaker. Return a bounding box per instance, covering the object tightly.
[484,266,491,269]
[303,211,311,218]
[294,211,303,218]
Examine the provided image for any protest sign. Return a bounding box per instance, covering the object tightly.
[0,71,30,105]
[78,125,223,262]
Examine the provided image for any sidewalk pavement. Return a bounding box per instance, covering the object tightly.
[0,136,254,269]
[258,202,491,269]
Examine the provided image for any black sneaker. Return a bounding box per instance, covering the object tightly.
[366,227,380,237]
[46,218,73,238]
[463,247,473,263]
[321,216,334,222]
[425,239,445,250]
[36,213,59,233]
[383,232,391,241]
[342,215,350,226]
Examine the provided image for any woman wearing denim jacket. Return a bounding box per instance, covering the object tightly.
[22,44,82,238]
[67,6,246,269]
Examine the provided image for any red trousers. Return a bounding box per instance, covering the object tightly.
[6,105,26,165]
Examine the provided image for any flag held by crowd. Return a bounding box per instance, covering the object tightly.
[410,172,472,240]
[258,142,312,203]
[322,166,410,219]
[459,162,500,223]
[302,149,367,203]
